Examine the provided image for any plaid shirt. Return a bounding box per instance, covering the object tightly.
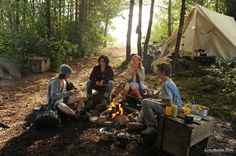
[89,65,114,82]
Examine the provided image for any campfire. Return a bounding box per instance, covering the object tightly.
[87,93,144,132]
[107,96,124,120]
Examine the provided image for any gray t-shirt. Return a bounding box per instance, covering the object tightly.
[161,78,182,107]
[47,77,68,105]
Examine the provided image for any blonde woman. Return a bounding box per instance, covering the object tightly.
[122,54,145,102]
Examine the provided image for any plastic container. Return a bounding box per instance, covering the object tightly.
[184,106,191,115]
[185,114,194,124]
[192,105,209,117]
[171,104,178,118]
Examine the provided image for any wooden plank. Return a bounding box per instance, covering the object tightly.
[156,116,165,150]
[162,118,192,156]
[190,119,214,146]
[161,116,214,156]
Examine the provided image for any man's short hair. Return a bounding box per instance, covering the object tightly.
[156,63,172,76]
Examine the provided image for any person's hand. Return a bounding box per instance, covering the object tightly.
[96,81,100,86]
[100,80,104,86]
[128,68,136,77]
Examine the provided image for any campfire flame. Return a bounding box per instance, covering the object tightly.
[108,96,124,119]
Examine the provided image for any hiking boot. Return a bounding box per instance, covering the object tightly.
[141,127,157,135]
[85,99,94,109]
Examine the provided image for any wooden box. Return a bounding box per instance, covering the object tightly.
[161,116,214,156]
[29,57,51,73]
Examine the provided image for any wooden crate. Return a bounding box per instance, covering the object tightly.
[161,116,214,156]
[29,57,51,73]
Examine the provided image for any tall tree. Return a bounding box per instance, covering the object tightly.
[126,0,135,62]
[78,0,86,57]
[45,0,51,38]
[168,0,172,37]
[143,0,155,71]
[103,15,109,47]
[137,0,143,58]
[173,0,186,59]
[16,0,20,32]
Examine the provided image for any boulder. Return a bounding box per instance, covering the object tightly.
[0,57,21,81]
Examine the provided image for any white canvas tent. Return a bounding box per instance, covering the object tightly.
[160,5,236,61]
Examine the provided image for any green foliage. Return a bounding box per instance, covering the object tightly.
[0,30,24,62]
[83,25,105,56]
[48,39,73,68]
[151,0,181,42]
[0,0,126,67]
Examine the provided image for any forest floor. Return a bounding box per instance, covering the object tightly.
[0,46,236,156]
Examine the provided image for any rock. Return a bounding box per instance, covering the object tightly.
[0,57,22,81]
[89,116,98,123]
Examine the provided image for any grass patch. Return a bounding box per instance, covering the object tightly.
[173,76,236,121]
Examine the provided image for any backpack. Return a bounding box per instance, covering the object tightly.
[34,104,61,128]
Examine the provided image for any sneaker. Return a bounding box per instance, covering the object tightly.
[141,127,157,135]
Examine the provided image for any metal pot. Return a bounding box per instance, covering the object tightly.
[100,127,116,141]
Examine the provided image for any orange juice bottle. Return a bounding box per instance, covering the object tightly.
[165,106,172,116]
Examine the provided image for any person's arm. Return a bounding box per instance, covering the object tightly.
[137,67,145,81]
[105,66,114,82]
[89,67,97,81]
[161,83,174,106]
[127,67,135,81]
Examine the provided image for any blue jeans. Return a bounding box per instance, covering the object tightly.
[86,80,113,98]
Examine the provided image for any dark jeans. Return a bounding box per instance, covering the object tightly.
[141,98,164,128]
[86,80,113,98]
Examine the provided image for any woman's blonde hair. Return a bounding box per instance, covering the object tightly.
[131,54,142,67]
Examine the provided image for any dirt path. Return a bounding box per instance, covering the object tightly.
[0,46,235,156]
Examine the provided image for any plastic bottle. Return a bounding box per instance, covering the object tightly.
[165,106,172,116]
[171,104,178,118]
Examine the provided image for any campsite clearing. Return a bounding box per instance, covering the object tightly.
[0,46,236,155]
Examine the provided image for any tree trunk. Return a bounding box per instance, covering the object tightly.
[137,0,143,58]
[74,0,79,42]
[16,0,20,32]
[46,0,51,38]
[215,0,219,12]
[78,0,87,57]
[75,0,78,30]
[143,0,155,72]
[168,0,172,37]
[23,0,27,28]
[173,0,186,59]
[103,15,109,47]
[126,0,135,62]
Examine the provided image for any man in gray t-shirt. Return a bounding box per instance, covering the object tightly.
[140,63,182,135]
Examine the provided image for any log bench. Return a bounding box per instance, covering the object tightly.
[156,115,214,156]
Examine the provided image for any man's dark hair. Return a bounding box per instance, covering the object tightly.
[156,63,172,76]
[98,55,110,66]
